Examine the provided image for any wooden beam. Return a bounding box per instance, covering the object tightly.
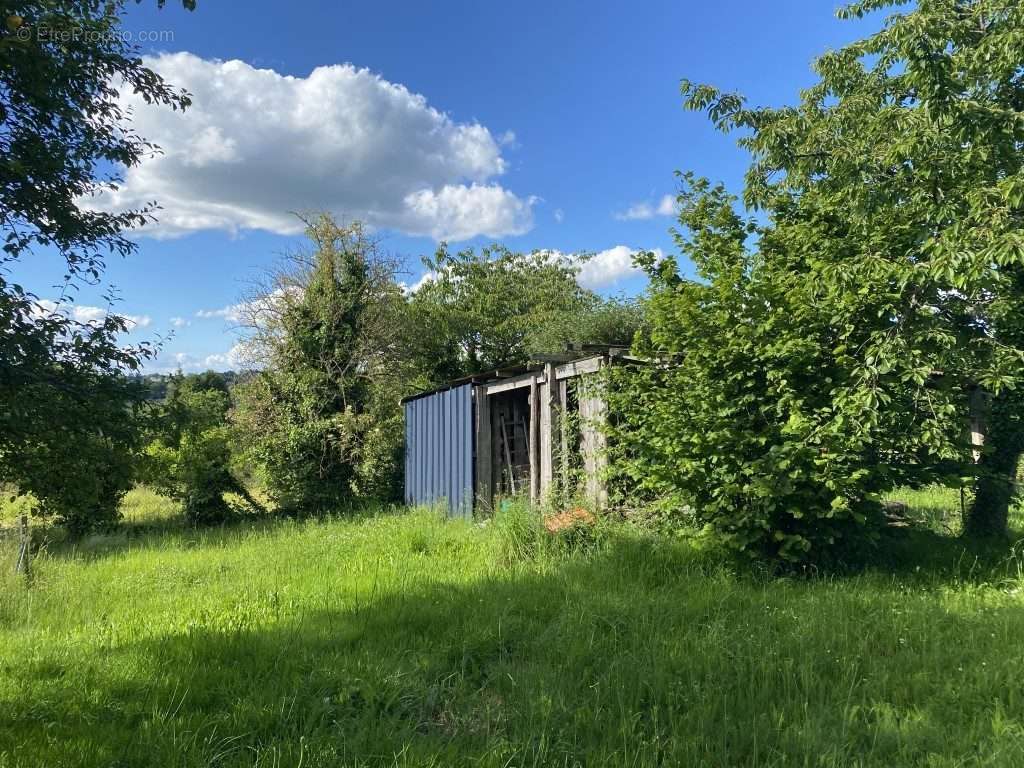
[484,372,544,396]
[474,385,492,513]
[579,376,609,510]
[529,378,540,504]
[555,355,603,380]
[539,363,555,504]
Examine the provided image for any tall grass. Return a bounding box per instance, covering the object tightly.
[3,491,1024,766]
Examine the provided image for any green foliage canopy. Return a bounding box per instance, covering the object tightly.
[1,0,192,531]
[234,216,411,512]
[613,0,1024,561]
[409,245,643,382]
[143,374,246,524]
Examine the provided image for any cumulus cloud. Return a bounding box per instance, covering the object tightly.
[401,246,659,295]
[90,53,535,241]
[614,194,676,221]
[201,343,246,370]
[575,246,662,289]
[195,304,245,323]
[169,316,190,328]
[150,343,247,374]
[32,299,151,333]
[196,288,298,327]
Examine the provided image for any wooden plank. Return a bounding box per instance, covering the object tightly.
[539,363,555,504]
[484,372,543,396]
[474,386,492,513]
[555,355,603,380]
[491,398,503,498]
[579,375,609,510]
[500,416,516,494]
[529,378,540,504]
[558,379,569,495]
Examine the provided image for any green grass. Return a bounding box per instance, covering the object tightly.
[884,484,971,534]
[3,494,1024,766]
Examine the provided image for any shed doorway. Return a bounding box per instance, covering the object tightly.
[490,388,532,497]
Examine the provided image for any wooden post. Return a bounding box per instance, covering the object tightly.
[529,377,540,504]
[15,514,30,582]
[559,379,569,495]
[579,365,608,510]
[474,385,492,514]
[539,363,555,505]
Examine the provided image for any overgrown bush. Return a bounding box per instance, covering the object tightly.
[609,180,891,565]
[232,216,410,514]
[1,342,146,534]
[143,374,249,525]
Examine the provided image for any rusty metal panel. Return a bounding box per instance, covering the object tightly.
[403,383,474,518]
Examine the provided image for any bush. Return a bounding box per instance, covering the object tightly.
[608,181,889,566]
[143,377,249,525]
[232,216,409,514]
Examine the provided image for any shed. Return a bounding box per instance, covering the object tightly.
[402,349,624,517]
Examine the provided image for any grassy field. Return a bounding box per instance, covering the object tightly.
[2,489,1024,766]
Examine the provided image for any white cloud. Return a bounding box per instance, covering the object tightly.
[532,247,663,290]
[196,288,297,327]
[202,343,246,371]
[169,316,190,328]
[89,53,535,241]
[32,299,151,333]
[553,208,565,223]
[125,314,153,330]
[574,246,663,289]
[150,343,247,374]
[614,194,677,221]
[401,184,536,241]
[577,247,649,288]
[195,305,244,323]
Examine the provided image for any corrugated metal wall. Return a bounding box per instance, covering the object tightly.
[404,383,474,518]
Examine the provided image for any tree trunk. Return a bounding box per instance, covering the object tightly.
[965,388,1023,538]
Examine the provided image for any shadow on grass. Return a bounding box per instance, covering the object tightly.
[4,532,1024,767]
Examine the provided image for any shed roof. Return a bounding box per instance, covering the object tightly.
[399,345,637,406]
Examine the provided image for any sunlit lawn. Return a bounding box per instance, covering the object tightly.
[2,488,1024,766]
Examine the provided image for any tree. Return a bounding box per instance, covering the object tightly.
[143,373,254,524]
[615,0,1024,560]
[409,245,643,382]
[1,1,193,529]
[611,179,895,563]
[234,216,413,512]
[1,297,149,532]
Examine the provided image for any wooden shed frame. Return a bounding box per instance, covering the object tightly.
[472,355,609,512]
[402,352,618,516]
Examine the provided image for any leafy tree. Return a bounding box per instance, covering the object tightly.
[409,245,642,382]
[234,216,412,512]
[143,373,255,524]
[615,0,1024,560]
[1,1,192,530]
[1,301,148,532]
[611,180,897,563]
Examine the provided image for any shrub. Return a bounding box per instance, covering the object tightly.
[143,377,249,525]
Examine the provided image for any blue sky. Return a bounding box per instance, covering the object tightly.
[14,1,883,372]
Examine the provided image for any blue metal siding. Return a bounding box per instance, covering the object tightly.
[404,384,474,517]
